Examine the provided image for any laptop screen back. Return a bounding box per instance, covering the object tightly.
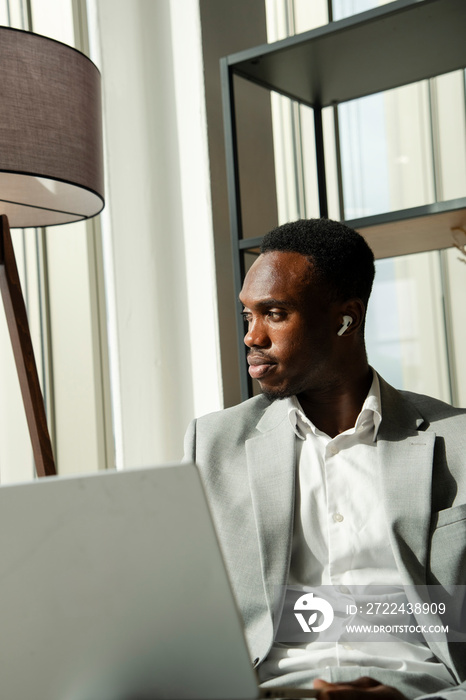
[0,464,259,700]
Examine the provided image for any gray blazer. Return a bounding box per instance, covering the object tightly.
[183,375,466,695]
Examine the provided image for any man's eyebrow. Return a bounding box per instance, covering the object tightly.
[239,298,297,309]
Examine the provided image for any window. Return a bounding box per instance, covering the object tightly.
[266,0,466,405]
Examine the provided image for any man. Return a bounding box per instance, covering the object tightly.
[183,219,466,700]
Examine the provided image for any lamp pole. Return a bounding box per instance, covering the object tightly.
[0,215,56,477]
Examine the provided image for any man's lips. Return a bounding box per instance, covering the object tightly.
[247,354,277,379]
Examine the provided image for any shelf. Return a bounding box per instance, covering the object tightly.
[347,199,466,259]
[237,199,466,260]
[221,0,466,399]
[227,0,466,107]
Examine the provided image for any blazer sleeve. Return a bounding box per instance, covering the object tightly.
[420,688,466,700]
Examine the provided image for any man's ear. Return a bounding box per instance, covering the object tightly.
[337,299,366,336]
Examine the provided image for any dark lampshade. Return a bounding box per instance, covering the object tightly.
[0,26,104,228]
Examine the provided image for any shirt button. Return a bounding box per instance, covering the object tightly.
[333,512,344,523]
[357,424,365,433]
[329,444,338,455]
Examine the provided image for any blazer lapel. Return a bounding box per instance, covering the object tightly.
[377,376,434,586]
[377,377,453,669]
[245,399,296,631]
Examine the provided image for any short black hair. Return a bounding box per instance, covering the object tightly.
[260,218,375,308]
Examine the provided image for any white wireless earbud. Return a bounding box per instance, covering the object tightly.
[337,315,353,336]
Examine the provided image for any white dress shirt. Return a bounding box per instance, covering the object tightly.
[259,372,454,691]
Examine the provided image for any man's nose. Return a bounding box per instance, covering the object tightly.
[244,318,269,348]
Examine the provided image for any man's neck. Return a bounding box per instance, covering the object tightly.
[297,365,373,438]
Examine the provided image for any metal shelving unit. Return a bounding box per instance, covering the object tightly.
[220,0,466,400]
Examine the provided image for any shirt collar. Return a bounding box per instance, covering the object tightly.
[286,369,382,441]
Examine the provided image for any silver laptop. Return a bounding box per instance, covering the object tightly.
[0,463,316,700]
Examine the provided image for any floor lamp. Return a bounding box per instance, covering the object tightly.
[0,27,104,478]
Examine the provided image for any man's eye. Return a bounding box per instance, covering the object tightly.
[268,311,285,320]
[241,312,252,323]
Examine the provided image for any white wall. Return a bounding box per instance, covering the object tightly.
[87,0,222,468]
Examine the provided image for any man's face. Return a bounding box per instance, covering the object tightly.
[239,251,342,401]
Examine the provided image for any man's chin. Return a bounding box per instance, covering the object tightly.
[260,384,293,402]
